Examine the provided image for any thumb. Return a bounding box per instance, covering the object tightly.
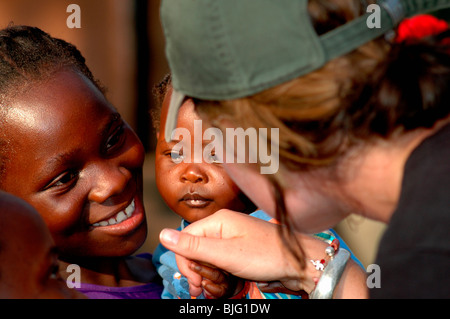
[159,228,216,297]
[159,228,202,257]
[159,228,181,249]
[160,228,223,263]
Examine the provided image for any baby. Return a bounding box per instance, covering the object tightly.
[0,191,84,299]
[152,74,364,299]
[152,74,255,298]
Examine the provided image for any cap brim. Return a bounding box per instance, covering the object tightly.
[164,88,186,142]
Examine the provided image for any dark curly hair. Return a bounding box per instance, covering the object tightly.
[150,72,172,132]
[0,25,105,182]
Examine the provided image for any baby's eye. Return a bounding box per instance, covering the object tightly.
[169,150,184,164]
[207,152,222,164]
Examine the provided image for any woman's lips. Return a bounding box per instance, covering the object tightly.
[91,199,135,227]
[89,196,146,236]
[180,193,212,208]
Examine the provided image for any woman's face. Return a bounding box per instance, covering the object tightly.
[0,69,147,259]
[222,161,350,233]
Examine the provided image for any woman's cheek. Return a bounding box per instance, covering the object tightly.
[222,162,277,217]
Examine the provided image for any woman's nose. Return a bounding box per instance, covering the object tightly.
[88,165,132,204]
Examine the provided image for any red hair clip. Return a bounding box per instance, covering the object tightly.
[395,14,449,43]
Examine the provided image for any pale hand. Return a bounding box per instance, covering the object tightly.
[159,209,318,297]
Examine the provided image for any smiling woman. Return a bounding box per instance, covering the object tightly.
[0,25,162,298]
[1,69,147,258]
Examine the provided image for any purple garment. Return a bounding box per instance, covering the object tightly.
[77,282,163,299]
[75,253,163,299]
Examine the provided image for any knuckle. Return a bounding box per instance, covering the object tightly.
[180,233,202,256]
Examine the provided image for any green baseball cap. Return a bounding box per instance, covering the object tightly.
[161,0,450,142]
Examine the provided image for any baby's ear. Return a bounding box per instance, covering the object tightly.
[156,132,160,139]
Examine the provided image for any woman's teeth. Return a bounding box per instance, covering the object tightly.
[92,199,135,227]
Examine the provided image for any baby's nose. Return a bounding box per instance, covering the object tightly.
[180,165,208,183]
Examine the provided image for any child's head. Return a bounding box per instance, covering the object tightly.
[153,74,256,223]
[0,26,147,260]
[0,191,84,298]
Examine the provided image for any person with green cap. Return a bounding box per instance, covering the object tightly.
[158,0,450,298]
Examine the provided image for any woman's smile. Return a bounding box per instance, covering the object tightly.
[89,195,146,237]
[0,70,148,257]
[91,199,136,227]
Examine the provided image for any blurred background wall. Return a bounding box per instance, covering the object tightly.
[2,1,448,269]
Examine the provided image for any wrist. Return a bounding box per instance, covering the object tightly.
[308,231,350,299]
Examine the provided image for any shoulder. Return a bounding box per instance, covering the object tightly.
[372,125,450,297]
[385,124,450,249]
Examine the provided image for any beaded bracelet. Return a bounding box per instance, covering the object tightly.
[309,231,350,299]
[310,231,340,271]
[309,248,350,299]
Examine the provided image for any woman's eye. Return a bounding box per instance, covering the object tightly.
[54,171,78,187]
[105,124,125,152]
[45,170,79,191]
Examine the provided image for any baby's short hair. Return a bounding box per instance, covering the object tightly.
[150,73,172,132]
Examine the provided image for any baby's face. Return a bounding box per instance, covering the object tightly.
[0,193,84,298]
[155,88,253,223]
[0,69,147,259]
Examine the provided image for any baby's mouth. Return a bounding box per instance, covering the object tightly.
[91,199,135,227]
[180,193,212,208]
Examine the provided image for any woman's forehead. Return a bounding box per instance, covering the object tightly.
[0,71,118,175]
[5,70,113,136]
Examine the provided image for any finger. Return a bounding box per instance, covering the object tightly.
[201,279,226,299]
[258,281,308,297]
[161,228,232,297]
[160,228,235,271]
[190,262,226,284]
[188,281,203,297]
[160,229,203,282]
[159,213,302,283]
[258,281,286,292]
[173,254,203,295]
